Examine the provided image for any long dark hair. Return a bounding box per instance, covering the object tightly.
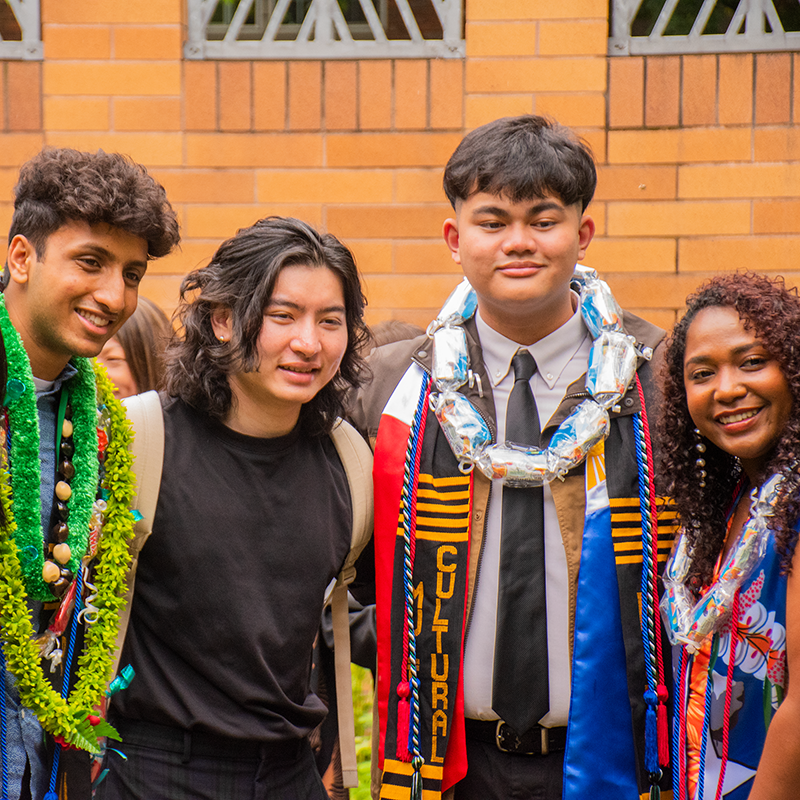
[164,216,369,436]
[660,272,800,585]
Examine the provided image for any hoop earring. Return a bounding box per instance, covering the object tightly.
[693,428,707,488]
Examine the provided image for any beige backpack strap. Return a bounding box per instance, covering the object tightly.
[329,418,374,788]
[110,391,165,683]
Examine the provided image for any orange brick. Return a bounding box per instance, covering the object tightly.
[114,98,181,131]
[645,56,679,127]
[586,200,606,235]
[466,58,605,93]
[149,241,220,276]
[753,200,800,234]
[465,22,538,58]
[288,61,322,131]
[151,169,255,204]
[44,25,111,59]
[539,21,607,56]
[8,63,41,131]
[718,54,753,125]
[113,25,182,60]
[326,204,451,239]
[595,166,676,201]
[395,61,428,130]
[607,128,751,164]
[600,273,713,309]
[45,132,182,166]
[535,93,605,127]
[359,61,392,130]
[344,240,393,274]
[584,238,676,272]
[681,56,716,126]
[43,62,181,96]
[756,53,791,124]
[430,60,463,129]
[0,134,43,166]
[362,274,460,309]
[679,236,800,273]
[324,62,357,131]
[43,0,181,24]
[184,61,217,131]
[0,170,16,204]
[253,62,286,131]
[396,170,447,203]
[754,127,800,161]
[468,0,606,21]
[186,133,323,167]
[680,164,800,199]
[608,57,644,129]
[580,128,607,165]
[395,241,461,274]
[137,275,183,316]
[185,204,322,239]
[257,169,392,203]
[363,307,441,330]
[607,200,750,237]
[219,62,252,132]
[327,133,462,168]
[465,95,533,128]
[44,97,109,131]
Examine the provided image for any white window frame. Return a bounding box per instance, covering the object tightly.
[609,0,800,56]
[185,0,464,60]
[0,0,42,60]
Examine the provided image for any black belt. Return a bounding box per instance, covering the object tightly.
[114,718,304,763]
[464,718,567,756]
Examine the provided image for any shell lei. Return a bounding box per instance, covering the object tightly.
[428,266,653,484]
[0,364,136,752]
[660,473,782,653]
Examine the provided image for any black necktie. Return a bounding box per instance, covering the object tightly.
[492,349,549,733]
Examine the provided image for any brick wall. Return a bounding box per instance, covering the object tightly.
[0,0,797,330]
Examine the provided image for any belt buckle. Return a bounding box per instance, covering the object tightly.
[495,721,521,753]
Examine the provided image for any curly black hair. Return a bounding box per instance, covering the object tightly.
[164,216,369,437]
[8,147,179,259]
[660,272,800,585]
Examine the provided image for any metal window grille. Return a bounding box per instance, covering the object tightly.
[609,0,800,55]
[0,0,42,60]
[185,0,464,59]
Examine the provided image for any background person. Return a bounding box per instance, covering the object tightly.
[97,296,171,399]
[659,272,800,799]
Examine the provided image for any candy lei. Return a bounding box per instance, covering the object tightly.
[660,473,782,653]
[0,323,136,749]
[428,266,653,484]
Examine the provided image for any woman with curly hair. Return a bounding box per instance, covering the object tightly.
[659,272,800,800]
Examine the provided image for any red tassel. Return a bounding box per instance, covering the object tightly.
[396,681,411,762]
[657,684,670,767]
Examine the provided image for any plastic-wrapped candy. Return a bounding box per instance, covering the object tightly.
[547,400,610,477]
[586,331,639,409]
[661,582,698,647]
[570,264,598,288]
[433,391,492,462]
[475,443,551,486]
[432,325,469,392]
[429,279,478,332]
[579,277,624,338]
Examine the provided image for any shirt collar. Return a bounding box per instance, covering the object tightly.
[33,361,79,397]
[476,295,590,391]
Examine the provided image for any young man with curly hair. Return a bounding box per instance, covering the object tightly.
[0,147,179,799]
[350,116,671,800]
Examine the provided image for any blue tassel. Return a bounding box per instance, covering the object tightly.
[644,688,659,773]
[44,793,58,800]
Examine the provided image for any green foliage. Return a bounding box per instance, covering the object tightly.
[351,664,374,800]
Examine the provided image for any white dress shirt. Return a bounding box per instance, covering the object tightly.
[462,302,592,727]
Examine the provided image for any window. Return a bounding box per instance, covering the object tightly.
[609,0,800,55]
[0,0,42,60]
[185,0,464,59]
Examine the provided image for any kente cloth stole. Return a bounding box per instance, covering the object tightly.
[373,362,676,800]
